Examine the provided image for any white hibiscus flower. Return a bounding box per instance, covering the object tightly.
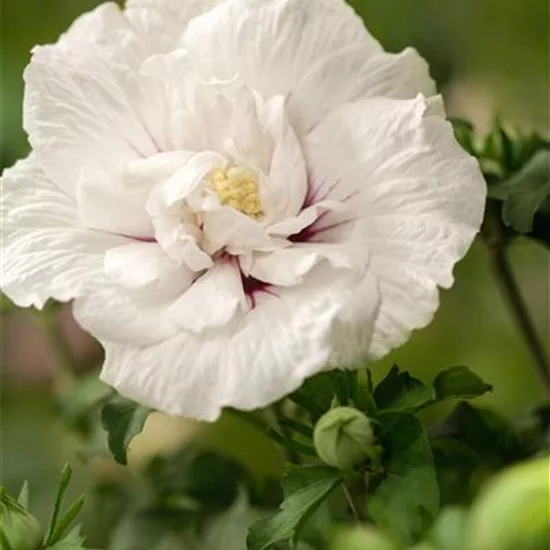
[0,0,486,420]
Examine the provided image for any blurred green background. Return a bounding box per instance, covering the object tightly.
[1,0,548,540]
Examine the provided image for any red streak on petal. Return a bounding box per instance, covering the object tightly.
[240,273,277,310]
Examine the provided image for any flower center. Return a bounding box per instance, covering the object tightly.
[208,166,263,220]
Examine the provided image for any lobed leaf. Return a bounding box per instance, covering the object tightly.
[367,414,439,545]
[490,150,550,233]
[374,365,433,412]
[433,366,493,401]
[374,365,492,415]
[101,395,152,465]
[247,466,342,550]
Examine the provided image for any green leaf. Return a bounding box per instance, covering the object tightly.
[511,132,550,170]
[290,373,336,420]
[17,481,30,509]
[46,526,86,550]
[433,367,492,401]
[351,369,378,417]
[367,414,439,545]
[430,437,486,507]
[45,464,74,545]
[480,122,511,166]
[490,150,550,233]
[328,371,357,406]
[429,402,542,507]
[112,447,247,550]
[278,418,314,438]
[146,449,249,513]
[101,395,152,464]
[450,118,475,155]
[431,402,521,462]
[498,127,514,172]
[374,366,433,412]
[247,466,342,550]
[48,495,85,545]
[57,372,113,432]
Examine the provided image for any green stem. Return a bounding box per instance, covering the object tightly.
[482,203,550,392]
[278,417,314,438]
[341,483,360,525]
[272,403,300,465]
[228,409,317,457]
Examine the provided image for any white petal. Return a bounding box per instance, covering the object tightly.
[77,164,153,238]
[74,244,195,346]
[186,79,275,160]
[289,46,435,135]
[139,48,191,81]
[223,85,272,170]
[100,264,357,420]
[366,260,440,359]
[125,0,222,54]
[168,260,244,332]
[73,285,182,346]
[123,151,193,188]
[140,51,210,151]
[267,200,347,237]
[247,242,368,286]
[329,270,380,368]
[202,207,281,256]
[183,0,380,98]
[1,155,127,307]
[104,242,179,288]
[305,96,427,208]
[151,213,213,270]
[23,3,168,196]
[305,96,486,358]
[259,96,308,223]
[161,151,226,206]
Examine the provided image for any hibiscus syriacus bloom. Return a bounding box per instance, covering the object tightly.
[1,0,486,420]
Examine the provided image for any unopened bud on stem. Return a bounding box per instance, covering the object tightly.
[313,406,375,469]
[0,488,42,550]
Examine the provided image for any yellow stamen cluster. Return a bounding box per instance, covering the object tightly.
[208,166,263,220]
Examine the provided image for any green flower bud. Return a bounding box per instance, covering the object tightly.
[0,488,42,550]
[313,407,375,469]
[331,526,396,550]
[467,457,550,550]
